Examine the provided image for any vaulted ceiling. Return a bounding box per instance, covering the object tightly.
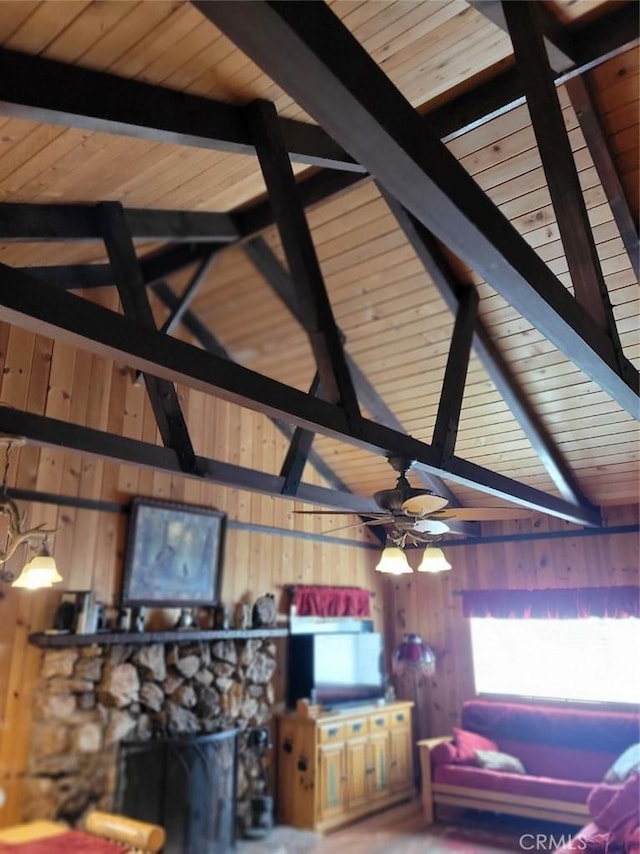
[0,0,637,536]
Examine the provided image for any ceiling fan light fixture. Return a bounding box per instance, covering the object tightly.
[417,545,452,574]
[375,544,412,575]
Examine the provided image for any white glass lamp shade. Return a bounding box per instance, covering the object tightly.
[375,545,412,575]
[417,545,452,573]
[12,544,62,590]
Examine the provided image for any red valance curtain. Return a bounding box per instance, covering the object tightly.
[291,585,371,618]
[461,586,640,619]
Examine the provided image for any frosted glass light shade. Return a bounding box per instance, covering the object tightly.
[12,547,62,589]
[417,546,452,573]
[375,545,412,575]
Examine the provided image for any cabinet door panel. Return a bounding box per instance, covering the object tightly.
[318,743,346,820]
[367,731,390,801]
[389,726,413,792]
[345,737,368,810]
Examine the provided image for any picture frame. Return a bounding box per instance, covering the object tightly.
[121,498,226,608]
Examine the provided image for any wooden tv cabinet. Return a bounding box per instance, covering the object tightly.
[276,701,414,832]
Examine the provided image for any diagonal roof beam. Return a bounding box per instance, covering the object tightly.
[134,250,219,384]
[243,236,465,514]
[565,74,639,279]
[383,193,596,509]
[468,1,574,73]
[246,98,360,424]
[0,262,601,527]
[0,47,361,173]
[431,285,479,468]
[502,0,624,357]
[98,202,200,475]
[197,1,638,419]
[151,281,351,495]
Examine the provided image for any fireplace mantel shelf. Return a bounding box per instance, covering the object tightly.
[29,627,288,648]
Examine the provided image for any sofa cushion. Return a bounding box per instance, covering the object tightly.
[433,763,594,804]
[431,741,457,766]
[461,700,640,755]
[603,742,640,783]
[498,738,618,783]
[452,727,497,763]
[474,749,526,774]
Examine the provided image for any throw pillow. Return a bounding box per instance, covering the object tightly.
[452,727,498,763]
[474,749,527,774]
[604,742,640,783]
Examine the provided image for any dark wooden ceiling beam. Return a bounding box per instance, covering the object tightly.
[0,203,238,243]
[246,99,361,426]
[468,0,574,72]
[0,263,601,527]
[565,74,639,278]
[134,250,219,384]
[150,280,351,496]
[242,235,465,514]
[0,404,377,516]
[382,193,596,510]
[280,373,321,496]
[199,1,637,419]
[98,202,200,475]
[0,46,361,174]
[432,285,479,468]
[503,0,624,361]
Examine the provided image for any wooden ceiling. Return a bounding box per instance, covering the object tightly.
[0,0,637,531]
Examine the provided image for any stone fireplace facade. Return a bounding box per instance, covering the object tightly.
[24,637,278,835]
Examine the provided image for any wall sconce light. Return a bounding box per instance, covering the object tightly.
[12,537,62,590]
[417,544,452,573]
[0,436,60,591]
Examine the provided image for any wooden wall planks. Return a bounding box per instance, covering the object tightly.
[383,504,640,741]
[0,316,382,827]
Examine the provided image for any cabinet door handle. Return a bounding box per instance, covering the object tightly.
[375,718,384,726]
[352,723,363,733]
[328,726,339,737]
[365,766,375,774]
[396,713,405,722]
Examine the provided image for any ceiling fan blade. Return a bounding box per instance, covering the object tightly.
[292,510,375,516]
[410,519,450,535]
[323,517,394,534]
[431,507,532,521]
[400,494,449,516]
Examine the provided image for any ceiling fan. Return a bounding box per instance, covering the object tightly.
[295,456,531,544]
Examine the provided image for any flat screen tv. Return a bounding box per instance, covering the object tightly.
[287,632,386,709]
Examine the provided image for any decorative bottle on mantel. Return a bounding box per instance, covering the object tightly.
[75,591,96,634]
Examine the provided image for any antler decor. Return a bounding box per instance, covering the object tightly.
[0,436,58,586]
[0,494,58,565]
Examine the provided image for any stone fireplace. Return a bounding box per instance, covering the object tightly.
[23,637,278,837]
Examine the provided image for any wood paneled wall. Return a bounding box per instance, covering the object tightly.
[383,504,639,744]
[0,316,382,827]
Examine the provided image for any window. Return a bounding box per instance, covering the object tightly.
[470,617,640,705]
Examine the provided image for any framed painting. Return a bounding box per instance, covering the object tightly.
[121,498,226,607]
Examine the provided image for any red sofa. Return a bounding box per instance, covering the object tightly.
[418,700,640,826]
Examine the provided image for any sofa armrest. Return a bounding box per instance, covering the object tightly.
[417,736,452,825]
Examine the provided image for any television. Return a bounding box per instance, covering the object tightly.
[287,632,386,709]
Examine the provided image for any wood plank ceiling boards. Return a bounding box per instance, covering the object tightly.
[0,0,637,536]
